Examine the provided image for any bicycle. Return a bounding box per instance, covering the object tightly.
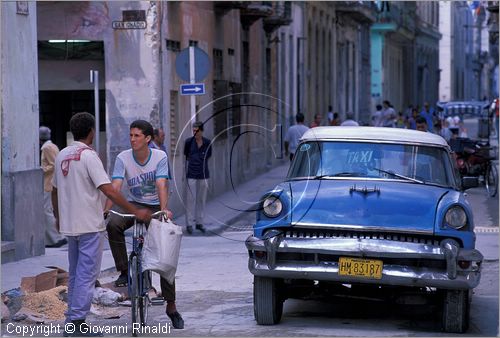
[455,140,498,197]
[107,210,165,336]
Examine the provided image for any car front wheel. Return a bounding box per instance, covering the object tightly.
[253,276,283,325]
[442,289,470,333]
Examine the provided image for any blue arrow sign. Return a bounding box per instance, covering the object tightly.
[180,83,205,96]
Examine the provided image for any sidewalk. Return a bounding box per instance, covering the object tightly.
[1,161,290,292]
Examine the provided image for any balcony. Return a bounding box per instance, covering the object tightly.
[240,2,274,29]
[487,1,499,12]
[214,1,248,16]
[372,3,415,39]
[263,2,293,34]
[335,1,378,23]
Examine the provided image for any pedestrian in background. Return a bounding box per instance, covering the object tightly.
[404,104,414,120]
[415,116,429,132]
[407,108,418,130]
[381,100,396,127]
[326,105,333,125]
[395,112,407,128]
[285,113,309,161]
[330,112,341,126]
[340,112,359,126]
[150,127,167,152]
[310,113,323,128]
[105,119,184,329]
[434,120,452,143]
[371,104,383,127]
[184,121,212,235]
[52,112,151,337]
[419,102,435,132]
[40,126,67,248]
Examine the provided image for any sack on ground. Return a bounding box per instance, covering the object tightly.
[142,218,183,284]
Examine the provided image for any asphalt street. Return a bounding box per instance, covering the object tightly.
[2,119,498,337]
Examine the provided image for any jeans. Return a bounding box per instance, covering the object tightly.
[65,232,104,321]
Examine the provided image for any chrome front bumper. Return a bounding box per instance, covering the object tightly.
[245,234,483,289]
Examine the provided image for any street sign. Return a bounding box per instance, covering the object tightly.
[180,83,206,96]
[175,47,210,82]
[112,21,146,29]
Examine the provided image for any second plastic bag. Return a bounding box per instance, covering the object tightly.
[142,218,183,284]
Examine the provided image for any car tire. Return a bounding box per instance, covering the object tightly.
[254,276,283,325]
[442,289,470,333]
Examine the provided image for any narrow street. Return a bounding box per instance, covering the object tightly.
[79,174,498,337]
[2,168,498,337]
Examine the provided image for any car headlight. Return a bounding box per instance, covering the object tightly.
[262,196,283,218]
[445,206,467,229]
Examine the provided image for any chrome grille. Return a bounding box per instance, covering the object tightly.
[278,228,440,246]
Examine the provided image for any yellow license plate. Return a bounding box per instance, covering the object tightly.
[338,257,383,279]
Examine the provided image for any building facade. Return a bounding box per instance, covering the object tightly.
[303,1,377,126]
[1,1,45,262]
[2,1,457,262]
[415,1,441,107]
[371,1,417,113]
[487,1,499,98]
[335,1,377,124]
[439,1,475,102]
[3,1,299,261]
[303,2,337,125]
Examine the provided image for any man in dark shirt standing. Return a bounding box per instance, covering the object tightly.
[184,121,212,234]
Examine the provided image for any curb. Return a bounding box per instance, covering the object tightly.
[475,227,500,233]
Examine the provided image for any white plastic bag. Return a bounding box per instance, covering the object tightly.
[142,218,183,284]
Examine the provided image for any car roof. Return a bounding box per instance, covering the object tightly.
[300,127,449,147]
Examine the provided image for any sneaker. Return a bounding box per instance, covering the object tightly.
[195,224,206,233]
[166,311,184,329]
[186,225,193,234]
[114,273,128,287]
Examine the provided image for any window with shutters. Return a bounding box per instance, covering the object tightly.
[169,90,179,156]
[166,39,181,52]
[213,81,242,138]
[213,48,224,80]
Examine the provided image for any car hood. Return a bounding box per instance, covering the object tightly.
[288,179,449,233]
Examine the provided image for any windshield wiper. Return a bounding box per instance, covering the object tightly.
[370,167,424,184]
[309,173,363,179]
[331,172,366,177]
[310,174,337,179]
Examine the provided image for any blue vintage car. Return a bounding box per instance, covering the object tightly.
[246,126,483,333]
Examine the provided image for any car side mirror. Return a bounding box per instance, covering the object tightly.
[462,176,479,190]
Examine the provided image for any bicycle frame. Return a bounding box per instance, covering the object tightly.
[107,210,164,335]
[128,218,150,306]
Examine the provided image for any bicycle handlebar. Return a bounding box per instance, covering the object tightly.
[106,209,166,219]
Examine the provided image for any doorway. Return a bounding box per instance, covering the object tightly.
[39,90,105,150]
[37,40,106,158]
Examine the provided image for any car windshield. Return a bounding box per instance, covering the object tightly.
[287,141,456,187]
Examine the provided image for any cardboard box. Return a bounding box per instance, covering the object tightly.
[20,266,68,293]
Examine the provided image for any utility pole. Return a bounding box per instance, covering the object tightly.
[90,70,100,153]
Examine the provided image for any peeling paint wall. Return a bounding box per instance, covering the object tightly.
[1,1,44,261]
[2,1,40,173]
[37,1,163,169]
[35,1,286,220]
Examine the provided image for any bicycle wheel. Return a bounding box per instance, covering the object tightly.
[485,163,498,197]
[128,255,140,336]
[138,270,152,326]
